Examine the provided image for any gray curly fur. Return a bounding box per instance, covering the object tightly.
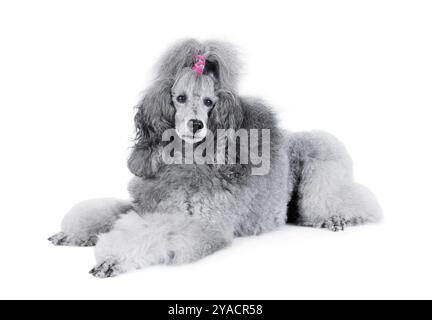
[154,39,241,89]
[49,39,382,278]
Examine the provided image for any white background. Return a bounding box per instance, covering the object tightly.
[0,0,431,299]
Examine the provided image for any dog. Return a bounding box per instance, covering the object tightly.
[49,39,382,278]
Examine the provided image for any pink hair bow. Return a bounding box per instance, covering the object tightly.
[192,55,206,75]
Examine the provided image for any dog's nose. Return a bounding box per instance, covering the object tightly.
[187,119,204,134]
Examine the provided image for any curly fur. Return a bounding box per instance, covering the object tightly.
[49,39,382,278]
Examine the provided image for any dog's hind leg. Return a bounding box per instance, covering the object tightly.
[288,131,382,231]
[48,198,133,246]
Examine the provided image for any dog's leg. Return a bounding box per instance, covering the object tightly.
[89,212,232,278]
[48,198,133,246]
[288,131,382,231]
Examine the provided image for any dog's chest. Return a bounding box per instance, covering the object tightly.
[130,165,237,217]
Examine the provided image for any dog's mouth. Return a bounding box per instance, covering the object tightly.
[177,133,206,144]
[175,125,208,144]
[175,119,208,144]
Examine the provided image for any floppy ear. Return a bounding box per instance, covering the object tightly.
[208,90,248,180]
[208,90,243,131]
[128,79,174,177]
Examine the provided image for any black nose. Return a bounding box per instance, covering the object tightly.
[188,119,204,134]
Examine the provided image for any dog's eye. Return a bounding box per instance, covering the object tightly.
[176,95,186,103]
[203,98,213,107]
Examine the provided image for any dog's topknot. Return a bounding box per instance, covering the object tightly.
[154,39,242,90]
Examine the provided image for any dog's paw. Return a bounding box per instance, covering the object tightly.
[89,259,122,278]
[48,232,68,245]
[321,216,349,232]
[48,232,97,247]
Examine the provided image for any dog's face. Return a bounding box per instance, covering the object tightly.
[171,70,218,144]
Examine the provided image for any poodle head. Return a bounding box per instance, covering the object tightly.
[129,39,244,176]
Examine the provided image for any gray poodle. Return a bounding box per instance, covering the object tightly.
[49,39,382,278]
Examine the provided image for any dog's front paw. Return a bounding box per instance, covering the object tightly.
[89,259,123,278]
[321,216,349,232]
[48,232,97,247]
[48,232,69,245]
